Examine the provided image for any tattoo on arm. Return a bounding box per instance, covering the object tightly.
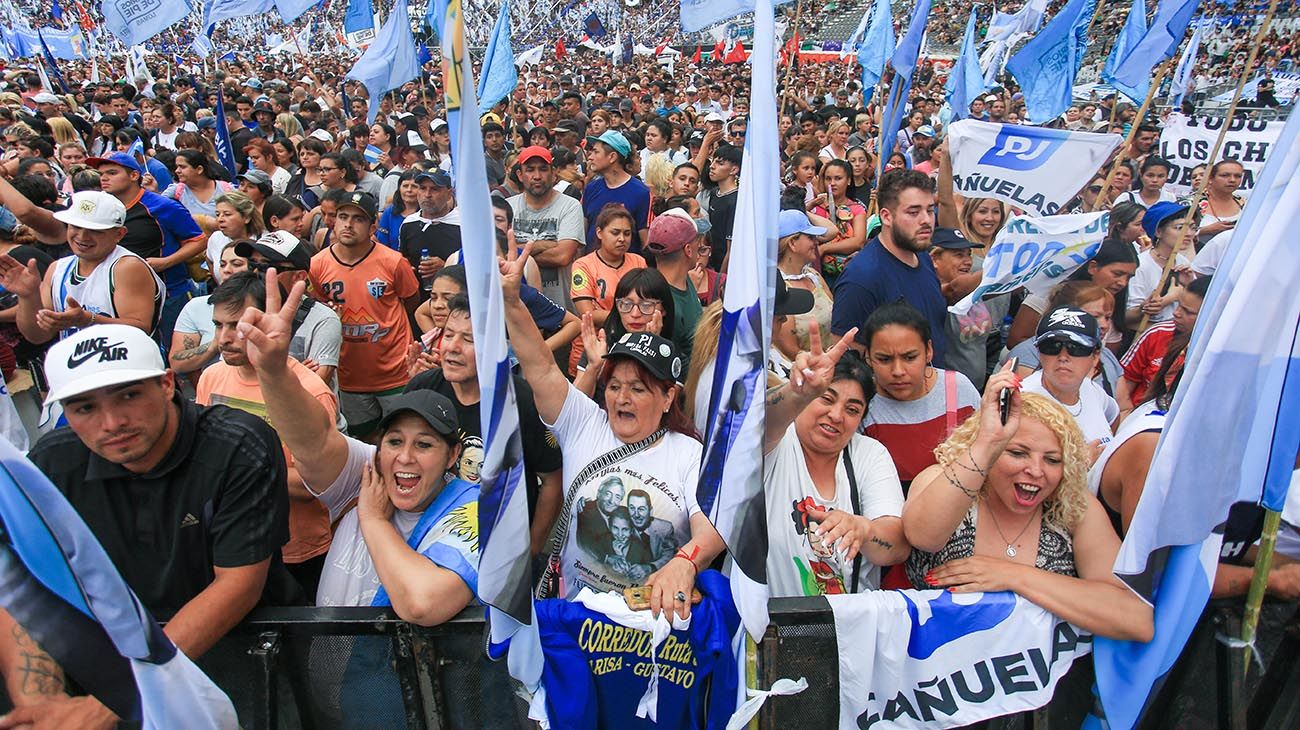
[11,624,64,698]
[172,339,213,362]
[869,535,895,550]
[766,390,786,407]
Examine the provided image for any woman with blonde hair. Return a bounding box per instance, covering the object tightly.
[642,152,675,200]
[684,300,725,429]
[818,119,851,162]
[276,113,305,142]
[46,117,79,147]
[901,366,1154,641]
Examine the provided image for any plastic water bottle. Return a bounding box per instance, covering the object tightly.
[420,247,433,292]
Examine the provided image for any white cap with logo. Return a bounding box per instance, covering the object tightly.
[43,324,166,408]
[53,191,127,231]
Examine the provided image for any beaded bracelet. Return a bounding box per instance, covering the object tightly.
[954,449,988,478]
[942,463,981,500]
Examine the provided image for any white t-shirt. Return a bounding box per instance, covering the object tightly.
[764,425,903,596]
[1127,249,1191,323]
[1114,189,1177,208]
[311,437,480,608]
[546,383,702,600]
[1191,229,1232,276]
[205,231,233,281]
[174,295,216,354]
[1022,371,1118,446]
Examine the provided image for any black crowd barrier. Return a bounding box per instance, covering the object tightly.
[2,598,1296,728]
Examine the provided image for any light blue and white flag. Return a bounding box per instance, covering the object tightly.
[274,0,318,23]
[477,0,517,110]
[877,0,931,170]
[441,0,540,691]
[1092,105,1300,730]
[845,4,872,50]
[1170,18,1205,107]
[985,0,1049,42]
[202,0,273,36]
[191,33,213,59]
[696,0,781,643]
[1102,0,1148,90]
[345,0,421,124]
[101,0,191,47]
[857,0,895,91]
[947,119,1122,215]
[679,0,796,34]
[1107,0,1199,103]
[1005,0,1096,122]
[344,0,377,45]
[949,210,1109,315]
[946,9,985,120]
[0,437,236,728]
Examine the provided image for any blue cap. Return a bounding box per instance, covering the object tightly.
[86,152,144,176]
[1142,201,1189,240]
[915,125,936,138]
[0,205,17,234]
[415,169,452,187]
[596,130,631,160]
[778,210,827,239]
[196,116,217,130]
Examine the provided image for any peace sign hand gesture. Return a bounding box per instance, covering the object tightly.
[237,267,307,377]
[789,321,858,399]
[498,242,533,303]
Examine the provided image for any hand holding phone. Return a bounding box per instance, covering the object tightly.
[999,357,1018,426]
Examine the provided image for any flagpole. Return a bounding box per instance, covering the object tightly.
[1136,0,1280,335]
[1088,0,1111,35]
[1091,60,1172,214]
[779,0,804,116]
[1241,509,1283,674]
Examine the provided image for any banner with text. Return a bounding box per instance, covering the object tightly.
[831,590,1092,729]
[949,120,1122,216]
[950,211,1108,315]
[1158,113,1284,195]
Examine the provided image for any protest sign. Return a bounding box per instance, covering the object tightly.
[949,211,1108,315]
[948,120,1122,216]
[1158,113,1284,195]
[831,590,1092,729]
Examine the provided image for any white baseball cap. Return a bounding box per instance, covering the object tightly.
[53,191,127,231]
[43,325,167,408]
[308,128,334,143]
[32,92,61,104]
[705,112,726,123]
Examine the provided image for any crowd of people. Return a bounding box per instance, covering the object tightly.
[0,3,1296,726]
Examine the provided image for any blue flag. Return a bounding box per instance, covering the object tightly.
[0,438,237,727]
[345,0,422,124]
[858,0,895,91]
[1170,18,1204,108]
[679,0,796,33]
[1005,0,1096,123]
[696,0,781,643]
[101,0,192,47]
[1102,0,1149,95]
[583,11,606,38]
[213,88,240,182]
[36,30,70,95]
[345,0,375,35]
[1108,0,1199,103]
[202,0,274,35]
[477,0,517,110]
[1090,105,1300,730]
[946,9,984,120]
[51,0,64,24]
[274,0,318,23]
[877,0,931,172]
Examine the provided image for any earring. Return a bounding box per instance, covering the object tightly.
[924,362,936,380]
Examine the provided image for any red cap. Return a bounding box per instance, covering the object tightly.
[517,145,553,165]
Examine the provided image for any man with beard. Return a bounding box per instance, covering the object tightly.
[397,170,461,288]
[831,169,947,365]
[626,488,678,581]
[509,146,584,311]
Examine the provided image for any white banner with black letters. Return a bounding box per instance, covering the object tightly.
[830,590,1092,729]
[949,211,1108,316]
[1158,113,1284,195]
[948,120,1122,216]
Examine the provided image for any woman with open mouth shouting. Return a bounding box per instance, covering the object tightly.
[900,363,1154,642]
[502,244,723,620]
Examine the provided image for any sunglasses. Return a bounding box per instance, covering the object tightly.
[1087,185,1103,193]
[1037,339,1097,357]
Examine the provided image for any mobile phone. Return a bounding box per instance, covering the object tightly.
[623,586,702,611]
[999,357,1017,425]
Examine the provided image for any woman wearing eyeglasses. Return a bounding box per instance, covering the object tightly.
[1020,307,1119,463]
[569,205,647,375]
[575,268,676,399]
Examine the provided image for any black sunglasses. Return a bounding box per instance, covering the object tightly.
[1087,185,1103,193]
[1037,339,1097,357]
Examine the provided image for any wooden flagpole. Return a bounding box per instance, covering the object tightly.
[1091,60,1172,213]
[779,0,804,116]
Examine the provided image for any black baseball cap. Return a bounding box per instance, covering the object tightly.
[336,191,379,220]
[1034,307,1101,350]
[378,390,459,436]
[605,332,684,384]
[931,227,978,250]
[776,277,814,317]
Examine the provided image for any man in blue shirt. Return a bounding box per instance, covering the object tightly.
[831,169,948,366]
[580,131,651,253]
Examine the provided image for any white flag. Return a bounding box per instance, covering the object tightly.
[948,119,1122,216]
[950,211,1108,315]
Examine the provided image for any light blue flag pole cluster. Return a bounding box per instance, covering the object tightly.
[1091,105,1300,730]
[1107,0,1200,103]
[1005,0,1096,123]
[101,0,192,47]
[0,437,237,728]
[857,0,895,93]
[696,0,780,643]
[1170,17,1205,107]
[477,0,517,110]
[679,0,796,33]
[945,8,984,120]
[1102,0,1148,89]
[345,0,422,124]
[877,0,932,176]
[439,0,541,685]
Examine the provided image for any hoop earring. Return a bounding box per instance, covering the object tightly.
[924,363,936,380]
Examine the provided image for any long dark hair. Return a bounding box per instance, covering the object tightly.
[597,356,699,441]
[605,268,676,343]
[174,149,218,181]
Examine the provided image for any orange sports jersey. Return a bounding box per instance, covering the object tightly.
[310,243,419,392]
[569,251,647,373]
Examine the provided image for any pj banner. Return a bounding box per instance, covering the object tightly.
[830,590,1092,729]
[949,211,1107,316]
[947,120,1121,216]
[1158,113,1284,195]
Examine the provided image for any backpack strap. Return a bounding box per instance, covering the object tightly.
[843,446,862,594]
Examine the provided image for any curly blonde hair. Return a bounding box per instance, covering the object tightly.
[933,393,1091,531]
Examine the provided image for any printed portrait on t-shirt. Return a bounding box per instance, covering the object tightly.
[456,435,484,484]
[514,215,560,244]
[788,497,846,596]
[567,467,690,594]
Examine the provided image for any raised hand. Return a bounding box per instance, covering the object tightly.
[789,321,858,397]
[648,305,664,336]
[0,255,42,299]
[498,242,533,302]
[236,267,307,376]
[977,360,1023,449]
[35,297,91,332]
[580,311,607,362]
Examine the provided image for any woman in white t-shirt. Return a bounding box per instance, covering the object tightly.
[237,279,479,624]
[205,191,264,279]
[1021,307,1118,460]
[1126,201,1194,330]
[1114,157,1177,208]
[502,247,723,619]
[763,328,909,596]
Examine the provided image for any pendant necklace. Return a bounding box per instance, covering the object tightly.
[985,502,1037,558]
